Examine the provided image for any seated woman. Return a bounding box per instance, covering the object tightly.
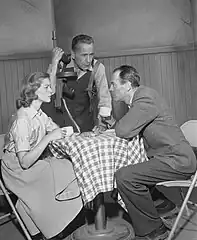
[1,72,84,240]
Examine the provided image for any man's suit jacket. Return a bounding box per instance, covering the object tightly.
[115,85,196,173]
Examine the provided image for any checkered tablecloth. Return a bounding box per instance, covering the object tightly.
[49,131,148,206]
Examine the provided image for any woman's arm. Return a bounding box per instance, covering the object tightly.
[17,133,52,169]
[12,116,63,169]
[17,128,63,169]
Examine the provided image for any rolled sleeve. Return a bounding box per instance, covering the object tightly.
[12,119,31,153]
[41,111,59,132]
[99,107,111,117]
[94,63,112,117]
[46,117,59,132]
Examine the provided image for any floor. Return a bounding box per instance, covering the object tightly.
[1,188,197,240]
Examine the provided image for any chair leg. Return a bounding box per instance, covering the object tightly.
[0,181,32,240]
[168,173,197,240]
[179,187,190,216]
[188,200,197,208]
[0,212,11,221]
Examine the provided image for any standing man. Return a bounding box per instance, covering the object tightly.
[42,34,112,133]
[110,65,196,240]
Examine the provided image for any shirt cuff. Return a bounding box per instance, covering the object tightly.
[99,107,111,117]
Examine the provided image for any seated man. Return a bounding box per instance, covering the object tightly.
[110,65,196,240]
[42,34,112,133]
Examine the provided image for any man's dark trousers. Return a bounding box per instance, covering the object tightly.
[115,158,192,236]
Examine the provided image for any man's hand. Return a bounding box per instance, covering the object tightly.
[101,115,116,129]
[51,47,64,66]
[92,125,107,135]
[92,115,116,135]
[48,47,64,93]
[92,115,107,135]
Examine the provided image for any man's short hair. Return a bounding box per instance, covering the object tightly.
[71,34,94,51]
[113,65,140,88]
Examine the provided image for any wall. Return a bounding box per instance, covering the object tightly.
[0,53,51,133]
[0,47,197,134]
[54,0,194,55]
[0,0,197,133]
[0,0,53,55]
[192,0,197,43]
[99,47,197,123]
[0,0,193,55]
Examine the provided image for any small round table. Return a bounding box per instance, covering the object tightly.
[49,132,147,239]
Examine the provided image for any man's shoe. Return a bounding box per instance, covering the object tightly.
[31,233,45,240]
[135,224,168,240]
[155,199,177,217]
[155,200,179,229]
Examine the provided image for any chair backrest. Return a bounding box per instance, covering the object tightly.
[181,120,197,147]
[0,134,5,158]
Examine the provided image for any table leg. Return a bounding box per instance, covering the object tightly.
[93,193,106,230]
[69,192,135,240]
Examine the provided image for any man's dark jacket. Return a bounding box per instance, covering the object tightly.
[115,85,196,173]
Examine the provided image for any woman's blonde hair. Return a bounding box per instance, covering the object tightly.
[16,72,49,109]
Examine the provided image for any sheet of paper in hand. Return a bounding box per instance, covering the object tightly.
[79,131,97,138]
[101,129,116,137]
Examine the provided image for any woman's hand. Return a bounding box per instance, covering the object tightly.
[48,128,63,141]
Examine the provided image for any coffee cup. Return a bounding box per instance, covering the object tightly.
[62,126,74,136]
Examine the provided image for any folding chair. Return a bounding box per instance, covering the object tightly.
[0,134,32,240]
[157,120,197,240]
